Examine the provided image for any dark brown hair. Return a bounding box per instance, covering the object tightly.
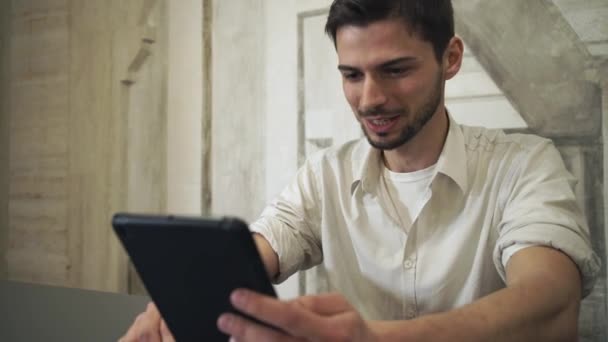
[325,0,455,61]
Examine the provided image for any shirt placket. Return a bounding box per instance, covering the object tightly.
[401,216,419,319]
[375,169,438,320]
[401,189,431,319]
[376,184,421,320]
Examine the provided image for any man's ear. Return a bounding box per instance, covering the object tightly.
[443,36,464,80]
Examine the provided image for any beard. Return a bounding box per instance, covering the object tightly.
[358,70,444,151]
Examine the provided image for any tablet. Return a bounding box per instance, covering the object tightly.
[112,213,278,342]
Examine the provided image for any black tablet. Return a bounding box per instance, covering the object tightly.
[112,213,277,342]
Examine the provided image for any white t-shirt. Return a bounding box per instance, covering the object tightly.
[382,164,436,233]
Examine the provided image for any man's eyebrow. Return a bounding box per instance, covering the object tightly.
[337,57,418,71]
[379,57,418,68]
[337,65,359,72]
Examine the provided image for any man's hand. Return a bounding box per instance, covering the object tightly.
[119,302,175,342]
[217,290,379,342]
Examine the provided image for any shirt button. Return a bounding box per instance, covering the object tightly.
[403,259,415,269]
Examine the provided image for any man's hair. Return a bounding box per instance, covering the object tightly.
[325,0,455,61]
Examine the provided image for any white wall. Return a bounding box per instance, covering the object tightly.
[264,1,299,204]
[264,0,301,299]
[446,43,527,129]
[167,0,203,215]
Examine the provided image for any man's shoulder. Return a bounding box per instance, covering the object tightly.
[459,124,552,155]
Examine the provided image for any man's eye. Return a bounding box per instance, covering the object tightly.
[385,68,408,76]
[342,72,362,81]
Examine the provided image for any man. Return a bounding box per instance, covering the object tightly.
[121,0,601,341]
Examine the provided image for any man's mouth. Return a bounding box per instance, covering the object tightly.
[363,115,400,134]
[371,117,395,125]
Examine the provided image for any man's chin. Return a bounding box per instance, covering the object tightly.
[361,126,411,150]
[366,136,403,151]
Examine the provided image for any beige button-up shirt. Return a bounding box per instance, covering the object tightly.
[251,116,601,320]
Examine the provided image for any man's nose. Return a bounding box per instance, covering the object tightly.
[360,77,388,112]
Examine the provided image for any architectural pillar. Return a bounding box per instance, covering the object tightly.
[0,0,11,279]
[211,0,266,222]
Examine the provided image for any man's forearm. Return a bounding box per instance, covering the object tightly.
[373,283,579,341]
[373,247,582,342]
[253,233,279,279]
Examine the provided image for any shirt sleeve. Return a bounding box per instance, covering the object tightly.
[493,139,601,297]
[249,158,323,284]
[501,243,536,268]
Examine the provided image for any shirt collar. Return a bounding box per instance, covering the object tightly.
[357,144,383,194]
[435,114,468,193]
[350,113,468,196]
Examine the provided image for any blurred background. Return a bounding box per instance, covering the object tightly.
[0,0,606,340]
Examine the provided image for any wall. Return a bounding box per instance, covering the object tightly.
[123,0,170,294]
[445,43,527,129]
[262,0,307,299]
[210,0,266,222]
[167,0,202,215]
[4,0,170,293]
[3,0,225,293]
[0,0,11,279]
[264,0,299,212]
[8,0,73,286]
[602,60,608,337]
[207,0,300,298]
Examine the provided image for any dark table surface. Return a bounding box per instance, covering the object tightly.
[0,280,149,342]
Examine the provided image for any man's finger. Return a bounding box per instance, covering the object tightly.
[119,313,144,342]
[160,319,175,342]
[295,292,353,316]
[140,302,163,342]
[146,302,161,320]
[217,313,299,342]
[229,289,331,339]
[119,306,163,342]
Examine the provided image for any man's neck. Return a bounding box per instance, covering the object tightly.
[382,109,449,173]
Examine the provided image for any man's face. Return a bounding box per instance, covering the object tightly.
[336,19,445,150]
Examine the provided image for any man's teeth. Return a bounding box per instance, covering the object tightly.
[372,118,392,125]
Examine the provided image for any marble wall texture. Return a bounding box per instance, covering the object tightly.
[210,0,267,222]
[167,0,203,216]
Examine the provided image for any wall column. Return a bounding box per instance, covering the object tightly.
[0,0,11,279]
[166,0,203,215]
[601,60,608,322]
[211,0,266,221]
